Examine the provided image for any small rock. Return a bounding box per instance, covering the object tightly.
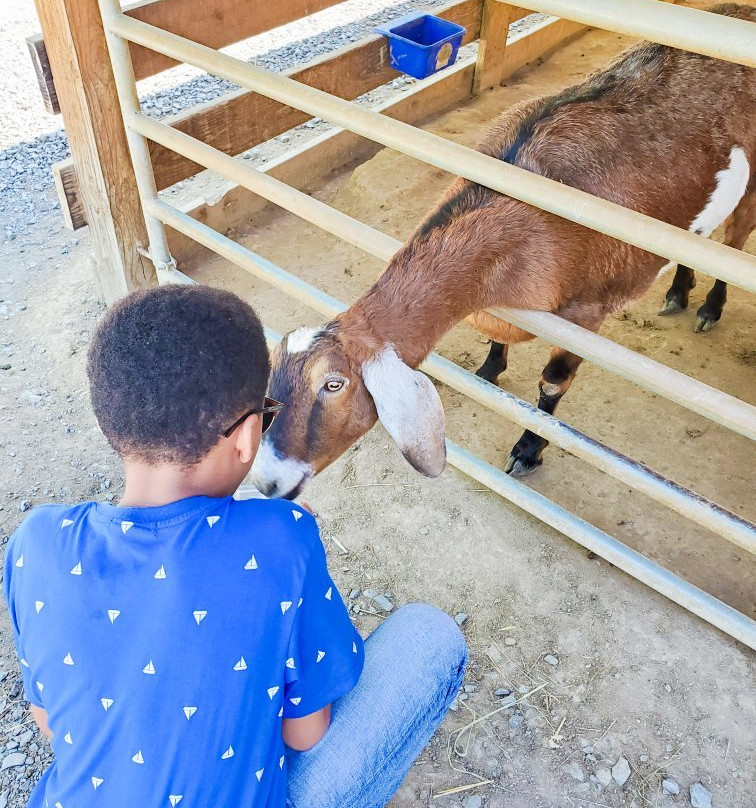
[665,684,672,693]
[662,779,680,796]
[464,684,476,694]
[455,612,468,627]
[1,752,26,771]
[595,766,612,787]
[499,694,517,708]
[348,588,360,600]
[494,688,510,697]
[504,636,517,646]
[544,654,559,666]
[17,731,33,748]
[508,713,524,729]
[18,500,30,512]
[561,761,584,781]
[612,756,631,786]
[690,782,712,808]
[463,796,482,808]
[363,589,393,612]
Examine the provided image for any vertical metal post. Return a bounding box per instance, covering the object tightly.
[97,0,178,282]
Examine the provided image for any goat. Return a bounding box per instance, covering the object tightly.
[251,3,755,499]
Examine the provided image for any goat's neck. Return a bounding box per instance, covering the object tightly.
[341,227,504,367]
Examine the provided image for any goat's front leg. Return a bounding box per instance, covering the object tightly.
[506,347,583,477]
[475,341,509,383]
[659,265,696,315]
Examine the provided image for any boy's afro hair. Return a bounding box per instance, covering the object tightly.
[87,284,270,466]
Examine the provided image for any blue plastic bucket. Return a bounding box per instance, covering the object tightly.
[376,13,466,80]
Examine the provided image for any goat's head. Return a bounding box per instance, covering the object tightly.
[251,324,446,498]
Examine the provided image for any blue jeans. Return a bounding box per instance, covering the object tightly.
[286,603,467,808]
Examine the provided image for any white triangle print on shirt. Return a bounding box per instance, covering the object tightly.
[221,745,234,759]
[280,601,292,614]
[278,706,283,718]
[91,777,104,790]
[70,562,82,576]
[193,610,207,625]
[63,652,74,666]
[132,750,144,764]
[298,597,303,608]
[101,698,114,711]
[36,681,44,692]
[316,650,326,663]
[55,802,64,808]
[292,509,302,521]
[325,587,332,601]
[61,519,74,528]
[290,697,301,706]
[207,515,220,528]
[169,797,183,807]
[15,555,23,568]
[64,732,73,745]
[35,600,44,613]
[183,706,197,720]
[20,658,30,668]
[244,555,258,570]
[143,660,156,675]
[353,641,358,654]
[121,521,134,534]
[256,768,264,782]
[154,565,167,579]
[285,657,295,669]
[267,686,279,700]
[233,656,247,671]
[107,609,120,624]
[279,755,285,770]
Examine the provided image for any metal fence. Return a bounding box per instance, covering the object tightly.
[96,0,756,647]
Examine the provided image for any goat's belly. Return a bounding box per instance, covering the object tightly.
[466,311,536,344]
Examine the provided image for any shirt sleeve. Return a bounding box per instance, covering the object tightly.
[283,524,364,718]
[3,534,43,708]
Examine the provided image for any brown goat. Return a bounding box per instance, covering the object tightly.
[251,3,755,499]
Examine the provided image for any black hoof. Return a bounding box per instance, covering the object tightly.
[505,455,542,477]
[694,303,722,333]
[658,297,686,316]
[475,363,502,384]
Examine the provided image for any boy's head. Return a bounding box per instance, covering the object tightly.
[87,285,270,474]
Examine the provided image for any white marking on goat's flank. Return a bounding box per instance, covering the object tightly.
[251,440,313,498]
[286,327,322,354]
[689,146,750,238]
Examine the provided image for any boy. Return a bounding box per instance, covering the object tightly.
[4,285,466,807]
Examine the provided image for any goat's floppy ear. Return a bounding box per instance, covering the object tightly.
[361,346,446,477]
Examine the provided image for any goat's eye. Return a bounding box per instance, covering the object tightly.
[324,379,345,393]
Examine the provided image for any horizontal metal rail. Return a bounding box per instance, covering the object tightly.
[110,13,756,293]
[488,308,756,441]
[508,0,756,67]
[259,325,755,650]
[144,197,756,556]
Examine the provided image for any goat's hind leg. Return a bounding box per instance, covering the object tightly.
[659,265,696,315]
[506,348,583,477]
[475,341,509,383]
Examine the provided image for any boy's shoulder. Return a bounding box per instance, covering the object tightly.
[225,497,319,554]
[8,502,93,548]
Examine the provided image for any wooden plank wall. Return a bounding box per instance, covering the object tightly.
[55,0,500,229]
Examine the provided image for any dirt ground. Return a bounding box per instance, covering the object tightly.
[1,20,754,808]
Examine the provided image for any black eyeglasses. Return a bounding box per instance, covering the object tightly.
[222,397,285,438]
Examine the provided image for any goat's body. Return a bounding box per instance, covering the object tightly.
[410,5,755,347]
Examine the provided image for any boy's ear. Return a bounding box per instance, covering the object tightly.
[236,413,261,464]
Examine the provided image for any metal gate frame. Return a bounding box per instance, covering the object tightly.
[96,0,756,647]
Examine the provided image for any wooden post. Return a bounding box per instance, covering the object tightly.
[32,0,157,304]
[473,0,516,94]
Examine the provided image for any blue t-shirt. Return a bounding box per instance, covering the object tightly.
[3,496,364,807]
